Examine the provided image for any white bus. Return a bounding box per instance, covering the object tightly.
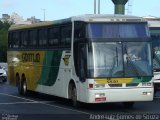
[147,19,160,95]
[8,14,153,108]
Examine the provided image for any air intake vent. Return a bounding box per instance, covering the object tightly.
[108,84,122,87]
[126,83,139,87]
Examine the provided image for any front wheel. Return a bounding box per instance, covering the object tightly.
[71,85,81,108]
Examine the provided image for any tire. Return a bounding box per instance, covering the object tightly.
[123,102,134,108]
[16,75,22,95]
[71,85,81,108]
[2,77,7,83]
[21,80,27,96]
[17,75,28,96]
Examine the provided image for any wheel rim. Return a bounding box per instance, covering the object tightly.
[23,81,27,94]
[72,87,77,106]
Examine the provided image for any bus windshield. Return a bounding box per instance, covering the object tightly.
[87,42,152,78]
[87,23,149,38]
[152,35,160,70]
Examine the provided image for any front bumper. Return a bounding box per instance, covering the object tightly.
[83,87,154,103]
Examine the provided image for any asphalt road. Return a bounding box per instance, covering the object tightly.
[0,82,160,120]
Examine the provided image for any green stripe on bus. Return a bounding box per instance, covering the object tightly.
[38,51,62,86]
[132,77,152,83]
[141,77,152,82]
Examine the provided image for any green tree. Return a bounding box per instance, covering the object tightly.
[0,20,12,62]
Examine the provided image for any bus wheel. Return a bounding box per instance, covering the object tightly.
[71,85,80,108]
[21,80,27,95]
[16,75,21,95]
[123,102,134,108]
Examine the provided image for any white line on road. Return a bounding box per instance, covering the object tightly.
[0,92,91,115]
[0,101,56,105]
[0,101,38,105]
[0,93,36,102]
[40,102,91,115]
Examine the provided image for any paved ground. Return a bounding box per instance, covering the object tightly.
[0,83,160,120]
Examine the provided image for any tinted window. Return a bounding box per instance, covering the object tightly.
[8,32,12,48]
[87,23,149,38]
[48,27,59,46]
[61,26,71,47]
[39,29,47,46]
[12,32,19,48]
[29,30,37,47]
[74,22,85,40]
[21,31,28,48]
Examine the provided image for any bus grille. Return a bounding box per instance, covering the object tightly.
[126,83,139,87]
[108,83,139,87]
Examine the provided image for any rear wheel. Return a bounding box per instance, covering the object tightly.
[21,80,27,95]
[17,74,28,96]
[16,75,22,95]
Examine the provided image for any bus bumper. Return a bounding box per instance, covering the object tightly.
[84,87,154,103]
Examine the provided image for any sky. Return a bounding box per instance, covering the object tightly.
[0,0,160,21]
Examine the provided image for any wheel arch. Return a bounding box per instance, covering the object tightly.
[68,79,76,99]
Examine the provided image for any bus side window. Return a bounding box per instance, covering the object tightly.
[39,29,47,47]
[74,22,85,41]
[12,32,20,48]
[21,31,28,48]
[48,27,59,47]
[8,32,12,48]
[61,25,71,48]
[29,30,37,48]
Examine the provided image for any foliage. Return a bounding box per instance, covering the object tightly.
[0,20,12,62]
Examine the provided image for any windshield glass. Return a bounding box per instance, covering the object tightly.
[152,35,160,70]
[123,42,152,77]
[87,42,152,78]
[87,23,149,38]
[87,42,123,77]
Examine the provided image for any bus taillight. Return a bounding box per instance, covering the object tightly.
[88,84,94,89]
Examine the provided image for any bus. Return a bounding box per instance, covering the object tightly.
[147,18,160,95]
[8,14,153,108]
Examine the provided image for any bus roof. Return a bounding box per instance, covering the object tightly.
[147,21,160,28]
[9,14,146,31]
[71,14,145,22]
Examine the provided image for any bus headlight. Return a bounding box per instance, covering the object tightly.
[95,93,105,98]
[142,82,152,87]
[143,91,152,95]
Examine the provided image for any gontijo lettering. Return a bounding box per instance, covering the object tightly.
[22,53,40,62]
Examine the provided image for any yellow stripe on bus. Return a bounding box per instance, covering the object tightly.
[95,78,134,84]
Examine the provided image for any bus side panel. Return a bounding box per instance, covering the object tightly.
[7,51,45,91]
[35,50,72,98]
